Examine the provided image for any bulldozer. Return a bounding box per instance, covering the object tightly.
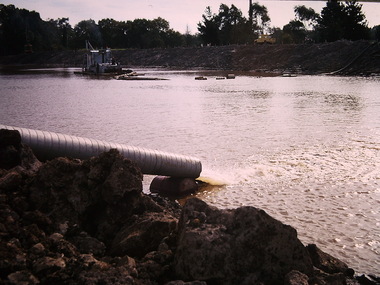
[254,34,276,44]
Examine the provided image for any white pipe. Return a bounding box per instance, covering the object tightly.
[0,125,202,178]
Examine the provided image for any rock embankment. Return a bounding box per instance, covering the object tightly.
[1,41,379,75]
[0,129,379,285]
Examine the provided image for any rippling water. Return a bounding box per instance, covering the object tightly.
[1,68,379,275]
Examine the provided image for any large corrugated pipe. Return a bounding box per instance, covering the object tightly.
[0,125,202,178]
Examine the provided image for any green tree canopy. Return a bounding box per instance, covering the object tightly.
[0,4,62,54]
[72,19,102,48]
[283,20,307,43]
[197,4,251,45]
[0,4,196,54]
[48,17,72,48]
[197,7,220,45]
[316,0,370,42]
[294,5,319,30]
[249,2,271,35]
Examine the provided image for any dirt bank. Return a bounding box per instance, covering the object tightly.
[1,40,379,75]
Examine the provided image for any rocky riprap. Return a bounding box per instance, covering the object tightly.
[0,129,379,285]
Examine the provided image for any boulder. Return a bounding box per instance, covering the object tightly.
[7,270,39,285]
[285,270,309,285]
[26,149,144,245]
[307,243,353,275]
[174,197,313,285]
[110,211,178,258]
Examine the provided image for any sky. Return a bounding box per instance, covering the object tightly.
[2,0,380,34]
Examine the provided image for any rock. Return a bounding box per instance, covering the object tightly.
[0,171,23,193]
[285,270,309,285]
[47,233,79,258]
[110,212,178,258]
[307,243,352,275]
[69,233,106,256]
[32,256,66,274]
[310,267,348,285]
[0,239,27,277]
[29,243,46,258]
[23,210,53,232]
[77,253,110,270]
[174,198,313,285]
[356,274,380,285]
[7,270,39,285]
[112,255,137,276]
[136,248,175,283]
[76,266,135,285]
[165,281,207,285]
[27,149,144,245]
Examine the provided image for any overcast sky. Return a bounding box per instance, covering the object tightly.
[3,0,380,34]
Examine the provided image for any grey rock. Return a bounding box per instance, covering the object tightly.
[174,198,313,285]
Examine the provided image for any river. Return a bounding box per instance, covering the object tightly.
[0,67,379,275]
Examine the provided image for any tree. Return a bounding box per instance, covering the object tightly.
[216,4,249,45]
[148,17,171,48]
[72,19,102,49]
[371,25,380,41]
[48,17,72,48]
[282,5,319,43]
[316,0,369,42]
[283,20,307,43]
[0,4,30,54]
[0,4,64,54]
[294,5,319,30]
[342,0,370,40]
[197,7,220,45]
[249,2,271,35]
[197,4,250,46]
[0,4,191,53]
[98,18,124,48]
[317,0,345,41]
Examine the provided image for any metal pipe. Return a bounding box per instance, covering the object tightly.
[0,125,202,178]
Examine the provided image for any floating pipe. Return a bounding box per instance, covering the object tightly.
[0,125,202,178]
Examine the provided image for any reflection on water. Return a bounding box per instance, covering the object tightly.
[0,68,379,275]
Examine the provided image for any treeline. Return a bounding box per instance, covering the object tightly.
[0,4,200,55]
[198,0,380,45]
[1,1,380,56]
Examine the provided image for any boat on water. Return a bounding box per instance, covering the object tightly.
[75,41,123,75]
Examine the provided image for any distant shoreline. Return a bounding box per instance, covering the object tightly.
[1,40,379,76]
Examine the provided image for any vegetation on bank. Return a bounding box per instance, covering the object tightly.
[0,1,379,56]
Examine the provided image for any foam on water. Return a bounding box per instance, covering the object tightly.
[196,137,380,275]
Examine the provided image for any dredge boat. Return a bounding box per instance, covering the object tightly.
[76,41,123,75]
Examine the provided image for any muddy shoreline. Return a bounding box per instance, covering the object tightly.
[1,41,380,76]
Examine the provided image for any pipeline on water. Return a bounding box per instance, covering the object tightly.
[0,125,202,179]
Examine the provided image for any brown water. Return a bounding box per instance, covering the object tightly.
[1,68,379,275]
